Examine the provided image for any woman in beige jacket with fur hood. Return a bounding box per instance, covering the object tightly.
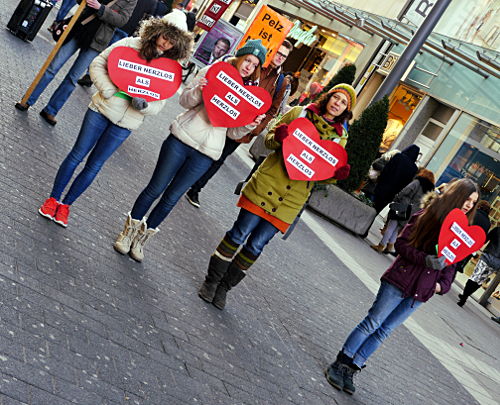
[113,39,269,262]
[38,15,193,228]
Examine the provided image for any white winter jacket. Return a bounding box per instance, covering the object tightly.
[170,66,257,161]
[89,37,168,131]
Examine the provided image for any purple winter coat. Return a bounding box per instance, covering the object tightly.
[381,213,456,303]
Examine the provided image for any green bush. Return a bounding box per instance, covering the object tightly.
[338,96,389,193]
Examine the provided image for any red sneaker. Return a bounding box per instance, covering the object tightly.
[54,204,70,227]
[38,197,59,220]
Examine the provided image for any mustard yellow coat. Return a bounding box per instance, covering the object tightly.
[242,106,348,224]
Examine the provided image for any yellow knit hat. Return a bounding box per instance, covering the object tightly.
[328,83,356,110]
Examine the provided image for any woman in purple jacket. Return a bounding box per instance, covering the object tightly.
[324,178,479,395]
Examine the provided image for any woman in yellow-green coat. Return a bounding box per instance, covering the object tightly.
[199,84,357,310]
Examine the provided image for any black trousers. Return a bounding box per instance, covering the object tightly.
[190,137,240,192]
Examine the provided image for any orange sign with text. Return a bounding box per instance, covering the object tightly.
[237,5,293,67]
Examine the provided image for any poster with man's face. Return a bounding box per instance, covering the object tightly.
[192,20,244,67]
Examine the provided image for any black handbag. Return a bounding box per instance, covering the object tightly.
[388,202,412,221]
[49,17,71,41]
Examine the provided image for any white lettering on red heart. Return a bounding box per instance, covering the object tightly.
[225,92,240,106]
[286,154,314,178]
[210,95,240,119]
[300,150,315,164]
[127,85,160,99]
[118,59,175,81]
[440,247,456,263]
[292,129,339,167]
[450,222,475,248]
[135,76,150,87]
[216,71,264,109]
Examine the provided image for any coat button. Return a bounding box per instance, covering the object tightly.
[427,271,430,274]
[272,208,276,212]
[415,294,418,297]
[278,197,283,201]
[286,185,291,190]
[261,202,265,206]
[268,191,272,196]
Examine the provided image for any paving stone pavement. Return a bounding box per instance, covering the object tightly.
[1,4,499,405]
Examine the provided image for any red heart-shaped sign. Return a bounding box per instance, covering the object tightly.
[107,47,182,102]
[202,62,272,128]
[438,208,486,265]
[282,118,348,181]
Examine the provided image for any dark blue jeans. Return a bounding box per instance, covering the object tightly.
[131,136,214,229]
[342,281,423,367]
[50,109,131,205]
[55,0,76,22]
[27,38,98,116]
[227,209,279,256]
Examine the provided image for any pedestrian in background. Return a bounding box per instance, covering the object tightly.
[15,0,137,126]
[113,40,268,262]
[373,145,420,213]
[38,15,193,227]
[458,225,499,307]
[185,40,294,209]
[325,178,479,395]
[198,84,355,310]
[362,149,399,202]
[371,169,435,254]
[77,0,160,87]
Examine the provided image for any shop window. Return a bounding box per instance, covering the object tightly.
[380,85,423,153]
[428,113,500,224]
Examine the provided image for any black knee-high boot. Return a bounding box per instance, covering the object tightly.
[198,234,239,303]
[458,279,481,306]
[212,247,258,310]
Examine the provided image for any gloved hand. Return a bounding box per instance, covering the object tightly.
[334,163,350,180]
[132,97,148,111]
[425,255,447,270]
[274,124,289,143]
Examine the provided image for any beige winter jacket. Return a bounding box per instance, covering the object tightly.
[89,37,168,130]
[170,66,257,160]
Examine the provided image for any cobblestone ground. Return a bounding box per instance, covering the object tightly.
[0,3,498,405]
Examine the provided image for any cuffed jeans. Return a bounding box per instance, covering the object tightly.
[190,137,240,192]
[342,281,423,367]
[227,209,279,257]
[50,109,131,205]
[27,38,98,116]
[130,136,214,229]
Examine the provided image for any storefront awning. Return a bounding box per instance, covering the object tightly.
[278,0,500,79]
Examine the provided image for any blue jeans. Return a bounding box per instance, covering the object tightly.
[381,219,401,245]
[50,109,131,205]
[130,136,214,229]
[227,209,279,256]
[342,281,423,367]
[27,38,98,116]
[55,0,76,22]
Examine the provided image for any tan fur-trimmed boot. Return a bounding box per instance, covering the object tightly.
[129,221,159,262]
[113,213,143,255]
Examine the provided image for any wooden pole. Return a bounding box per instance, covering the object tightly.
[20,0,88,105]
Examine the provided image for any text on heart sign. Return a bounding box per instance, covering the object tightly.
[117,59,175,82]
[213,70,265,111]
[440,221,476,263]
[292,127,340,166]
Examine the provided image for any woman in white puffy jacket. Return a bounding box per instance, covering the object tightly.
[38,15,193,228]
[114,39,268,262]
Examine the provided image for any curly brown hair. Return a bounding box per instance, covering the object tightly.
[314,91,352,123]
[137,17,193,62]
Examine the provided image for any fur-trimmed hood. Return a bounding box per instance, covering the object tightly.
[138,17,193,61]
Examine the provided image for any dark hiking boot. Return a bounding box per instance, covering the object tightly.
[342,363,361,395]
[212,264,246,310]
[198,255,231,303]
[40,110,57,126]
[324,360,344,391]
